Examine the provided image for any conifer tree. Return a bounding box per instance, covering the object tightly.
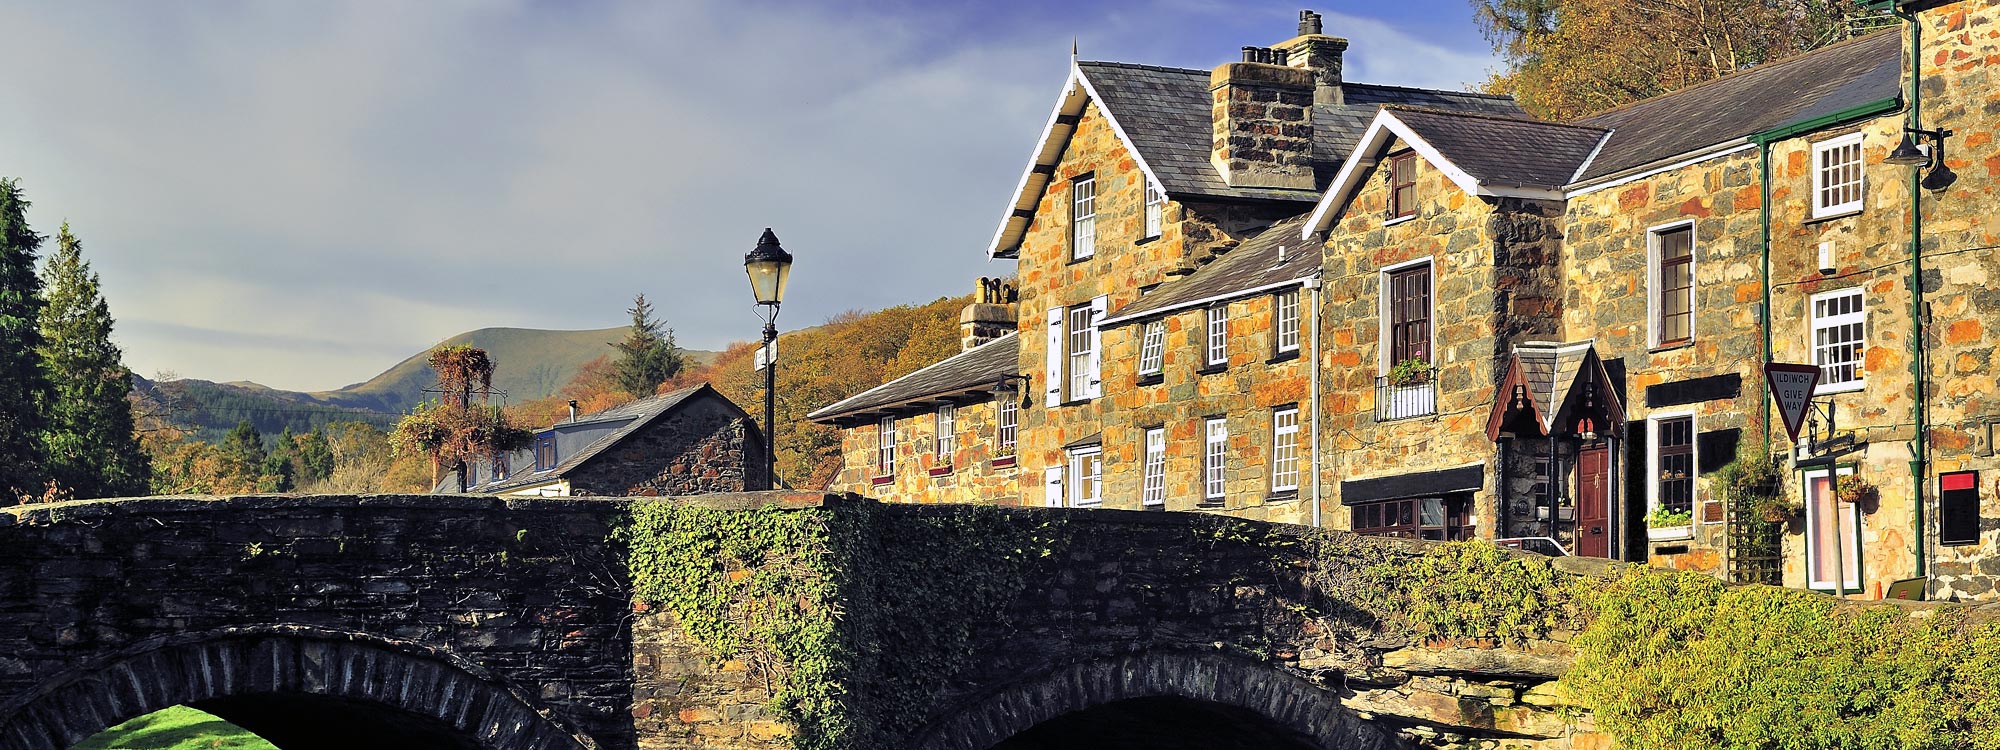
[0,179,50,500]
[38,222,150,498]
[217,420,269,489]
[611,293,683,398]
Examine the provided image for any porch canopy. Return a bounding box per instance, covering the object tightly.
[1484,340,1627,441]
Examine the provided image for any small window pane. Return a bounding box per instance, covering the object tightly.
[1276,290,1301,353]
[1142,428,1167,506]
[1139,320,1165,375]
[1205,418,1228,501]
[1206,306,1228,366]
[1072,175,1097,260]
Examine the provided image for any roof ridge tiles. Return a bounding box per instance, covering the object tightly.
[1384,104,1611,133]
[1076,60,1208,76]
[1571,28,1898,125]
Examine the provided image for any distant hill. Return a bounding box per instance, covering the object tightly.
[145,326,716,441]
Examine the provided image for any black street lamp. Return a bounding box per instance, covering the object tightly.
[744,228,793,489]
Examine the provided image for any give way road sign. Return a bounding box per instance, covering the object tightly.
[1765,363,1821,442]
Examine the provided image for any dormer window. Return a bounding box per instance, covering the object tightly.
[1389,152,1417,219]
[1071,174,1097,260]
[533,431,557,471]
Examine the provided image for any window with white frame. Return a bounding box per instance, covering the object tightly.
[1048,299,1105,404]
[1071,174,1097,260]
[1142,427,1166,507]
[996,395,1018,452]
[1205,305,1228,367]
[934,405,956,461]
[1068,447,1102,507]
[1276,289,1301,354]
[1649,414,1696,525]
[1813,133,1865,219]
[1138,320,1165,376]
[1650,225,1695,347]
[1811,288,1865,393]
[1271,407,1300,492]
[1204,417,1228,503]
[1068,305,1096,398]
[1144,181,1164,239]
[876,416,896,477]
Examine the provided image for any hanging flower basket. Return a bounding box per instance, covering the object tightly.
[1837,475,1880,513]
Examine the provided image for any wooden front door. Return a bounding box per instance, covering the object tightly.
[1577,445,1610,558]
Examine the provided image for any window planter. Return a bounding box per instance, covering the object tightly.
[1648,525,1694,541]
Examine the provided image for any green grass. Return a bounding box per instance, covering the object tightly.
[70,705,275,750]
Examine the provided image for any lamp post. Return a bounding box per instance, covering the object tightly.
[744,228,794,490]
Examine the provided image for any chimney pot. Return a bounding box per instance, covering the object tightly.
[568,400,579,423]
[1299,10,1323,36]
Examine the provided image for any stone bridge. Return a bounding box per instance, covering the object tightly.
[0,494,1611,750]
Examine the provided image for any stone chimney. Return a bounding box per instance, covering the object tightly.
[1210,46,1316,190]
[961,278,1018,352]
[1275,10,1349,106]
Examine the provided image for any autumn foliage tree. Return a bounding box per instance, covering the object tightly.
[1473,0,1887,119]
[389,345,533,489]
[673,294,971,489]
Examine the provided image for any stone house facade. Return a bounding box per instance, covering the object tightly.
[809,320,1025,505]
[813,1,2000,601]
[447,384,769,497]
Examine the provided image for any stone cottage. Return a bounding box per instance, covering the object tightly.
[812,1,2000,601]
[445,383,768,497]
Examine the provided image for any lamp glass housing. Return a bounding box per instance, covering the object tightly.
[744,228,795,306]
[746,260,791,305]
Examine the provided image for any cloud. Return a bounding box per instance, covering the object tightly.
[0,0,1496,392]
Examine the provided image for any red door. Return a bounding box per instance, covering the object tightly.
[1577,446,1610,558]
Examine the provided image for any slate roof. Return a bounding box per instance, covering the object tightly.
[1100,214,1318,326]
[1515,342,1592,428]
[448,384,727,494]
[1487,341,1626,440]
[1078,62,1523,201]
[807,333,1019,424]
[1387,107,1609,191]
[1573,29,1903,183]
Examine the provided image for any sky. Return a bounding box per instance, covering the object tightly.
[0,0,1501,393]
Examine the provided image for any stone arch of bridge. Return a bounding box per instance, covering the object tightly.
[0,626,588,750]
[909,651,1396,750]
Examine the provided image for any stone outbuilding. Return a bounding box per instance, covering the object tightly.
[444,384,768,497]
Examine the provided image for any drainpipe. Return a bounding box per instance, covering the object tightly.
[1760,141,1775,451]
[1896,3,1930,580]
[1306,272,1324,527]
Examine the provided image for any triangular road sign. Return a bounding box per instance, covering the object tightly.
[1765,363,1821,442]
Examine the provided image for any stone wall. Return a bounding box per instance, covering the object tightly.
[1908,0,2000,600]
[1095,291,1314,524]
[829,399,1023,505]
[569,398,765,497]
[0,495,634,749]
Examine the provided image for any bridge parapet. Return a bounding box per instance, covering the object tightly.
[0,494,634,750]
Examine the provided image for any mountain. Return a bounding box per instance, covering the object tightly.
[144,326,717,441]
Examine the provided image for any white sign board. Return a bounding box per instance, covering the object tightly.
[1764,363,1821,442]
[755,342,773,370]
